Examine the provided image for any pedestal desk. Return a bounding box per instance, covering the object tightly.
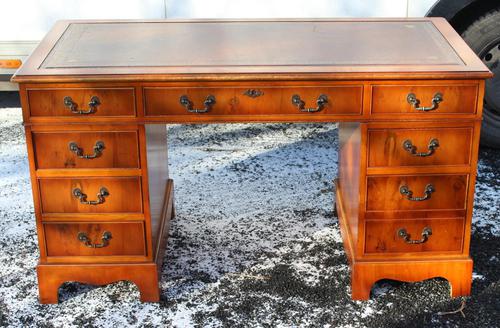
[12,19,492,303]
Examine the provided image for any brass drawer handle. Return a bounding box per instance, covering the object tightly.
[406,92,443,111]
[68,141,105,159]
[400,183,435,201]
[398,227,432,244]
[179,95,216,113]
[63,96,101,115]
[403,138,439,157]
[77,231,112,248]
[72,187,109,205]
[291,94,328,113]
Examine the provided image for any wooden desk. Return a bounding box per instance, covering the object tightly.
[12,18,492,303]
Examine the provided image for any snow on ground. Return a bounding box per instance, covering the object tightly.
[0,93,499,327]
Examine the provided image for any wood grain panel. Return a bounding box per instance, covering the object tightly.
[365,218,463,253]
[44,222,146,256]
[39,177,143,214]
[367,127,473,167]
[33,131,140,169]
[366,174,468,211]
[27,88,136,117]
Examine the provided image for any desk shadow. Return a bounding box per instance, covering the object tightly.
[58,281,140,303]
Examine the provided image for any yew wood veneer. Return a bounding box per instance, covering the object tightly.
[12,18,492,303]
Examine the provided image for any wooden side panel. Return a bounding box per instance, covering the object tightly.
[39,177,143,214]
[144,124,169,252]
[338,123,362,242]
[44,222,146,256]
[462,120,482,260]
[23,121,48,262]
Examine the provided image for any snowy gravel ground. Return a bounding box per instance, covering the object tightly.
[0,92,499,327]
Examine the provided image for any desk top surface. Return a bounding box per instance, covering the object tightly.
[13,18,491,82]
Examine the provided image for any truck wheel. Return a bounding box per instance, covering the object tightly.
[462,9,500,148]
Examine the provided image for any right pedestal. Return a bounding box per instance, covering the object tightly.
[336,120,479,300]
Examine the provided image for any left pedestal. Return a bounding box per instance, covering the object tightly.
[21,85,172,304]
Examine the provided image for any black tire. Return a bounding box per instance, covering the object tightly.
[462,8,500,148]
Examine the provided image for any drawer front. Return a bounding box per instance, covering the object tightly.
[365,218,464,254]
[144,86,362,116]
[44,222,146,256]
[371,84,478,115]
[27,88,136,117]
[39,177,143,214]
[367,127,473,167]
[366,175,468,212]
[33,131,140,169]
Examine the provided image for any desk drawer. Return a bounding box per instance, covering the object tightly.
[366,174,468,212]
[27,88,136,118]
[39,177,143,214]
[44,222,146,257]
[144,85,362,116]
[371,84,478,116]
[367,127,473,168]
[33,131,140,169]
[365,218,464,254]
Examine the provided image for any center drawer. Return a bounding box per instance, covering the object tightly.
[43,222,146,257]
[366,174,468,212]
[144,85,363,117]
[38,177,143,214]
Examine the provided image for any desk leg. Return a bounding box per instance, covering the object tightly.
[37,263,161,304]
